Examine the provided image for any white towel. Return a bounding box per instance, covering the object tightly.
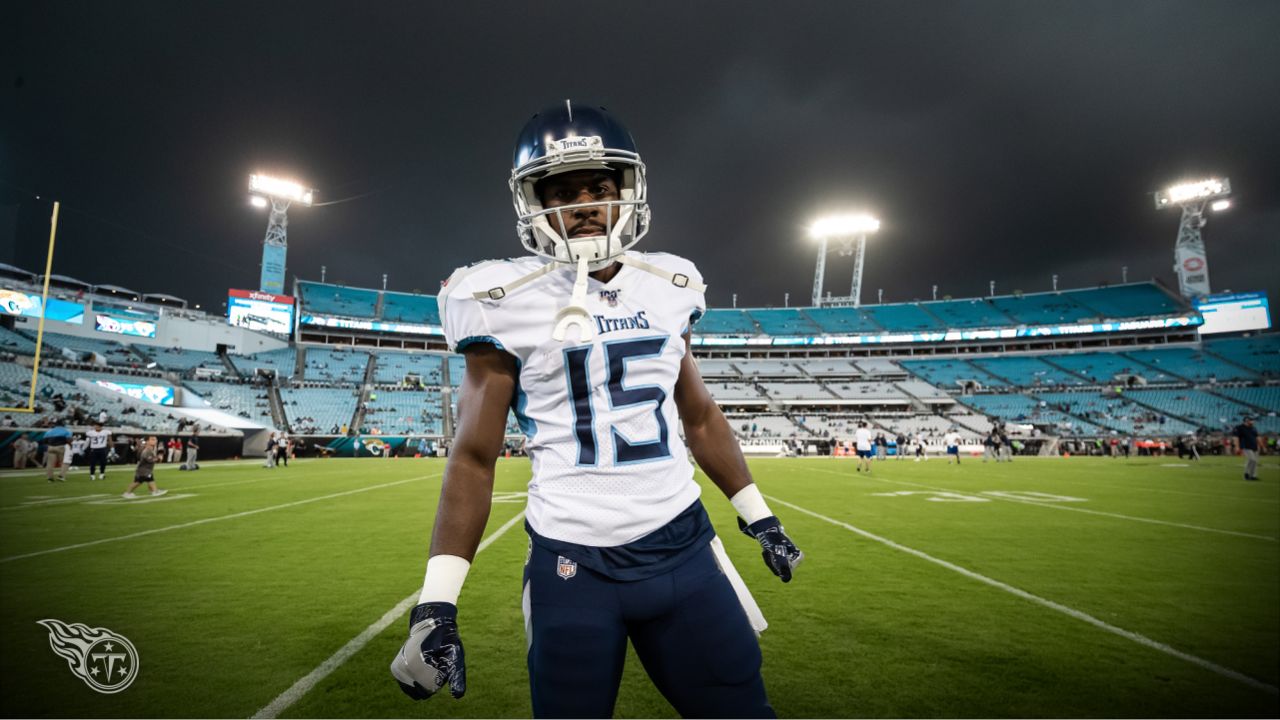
[709,535,768,635]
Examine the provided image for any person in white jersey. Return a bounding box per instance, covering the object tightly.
[86,422,111,481]
[854,421,874,473]
[389,102,803,718]
[944,429,962,464]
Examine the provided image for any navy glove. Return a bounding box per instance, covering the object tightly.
[390,602,467,700]
[738,515,804,582]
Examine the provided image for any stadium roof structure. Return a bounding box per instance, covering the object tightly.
[93,283,142,300]
[42,273,91,289]
[142,292,189,309]
[0,263,36,283]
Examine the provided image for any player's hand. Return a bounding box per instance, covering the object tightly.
[738,516,804,582]
[390,601,467,700]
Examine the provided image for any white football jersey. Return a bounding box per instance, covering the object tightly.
[440,251,707,548]
[86,428,110,449]
[854,428,873,451]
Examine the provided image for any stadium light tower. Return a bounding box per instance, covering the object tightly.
[249,173,315,295]
[809,213,880,307]
[1154,177,1231,300]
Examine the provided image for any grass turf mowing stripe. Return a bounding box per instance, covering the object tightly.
[0,476,284,510]
[1030,472,1280,505]
[0,473,441,564]
[0,457,323,480]
[765,493,1280,697]
[809,466,1278,542]
[251,509,527,720]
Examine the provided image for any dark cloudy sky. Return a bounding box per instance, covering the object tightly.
[3,1,1278,315]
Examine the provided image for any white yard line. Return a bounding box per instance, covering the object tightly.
[1018,471,1280,505]
[765,493,1279,696]
[15,494,110,506]
[0,474,441,564]
[809,467,1277,542]
[251,509,527,719]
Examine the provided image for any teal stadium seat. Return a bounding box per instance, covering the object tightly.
[919,298,1015,329]
[694,309,759,335]
[298,281,379,318]
[382,292,442,325]
[744,309,824,336]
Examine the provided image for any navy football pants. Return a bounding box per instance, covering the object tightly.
[523,539,774,718]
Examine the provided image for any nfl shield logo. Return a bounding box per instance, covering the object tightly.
[556,555,577,580]
[599,289,619,307]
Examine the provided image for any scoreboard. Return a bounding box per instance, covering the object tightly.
[227,288,295,335]
[1195,291,1271,335]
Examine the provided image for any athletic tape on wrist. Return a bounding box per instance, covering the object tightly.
[418,554,471,606]
[729,484,773,525]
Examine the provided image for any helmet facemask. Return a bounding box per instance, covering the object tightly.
[511,135,650,271]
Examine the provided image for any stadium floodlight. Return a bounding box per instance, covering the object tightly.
[808,213,880,307]
[248,173,316,295]
[1154,178,1230,208]
[1153,176,1231,300]
[249,174,315,206]
[809,214,880,239]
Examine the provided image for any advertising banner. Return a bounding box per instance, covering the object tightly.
[0,288,85,324]
[259,244,288,295]
[93,380,175,405]
[95,314,157,338]
[325,436,409,457]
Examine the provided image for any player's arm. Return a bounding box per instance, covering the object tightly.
[429,342,516,561]
[391,342,516,701]
[674,331,803,582]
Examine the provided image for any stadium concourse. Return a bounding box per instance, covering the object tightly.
[1,269,1277,466]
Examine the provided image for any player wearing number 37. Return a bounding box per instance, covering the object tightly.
[389,101,803,717]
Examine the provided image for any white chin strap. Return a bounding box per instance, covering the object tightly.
[553,255,594,342]
[472,252,707,344]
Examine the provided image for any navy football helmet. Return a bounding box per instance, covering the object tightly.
[509,101,650,268]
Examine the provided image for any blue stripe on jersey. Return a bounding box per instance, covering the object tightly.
[562,346,597,466]
[526,499,715,582]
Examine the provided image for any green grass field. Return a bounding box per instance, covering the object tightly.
[1,454,1277,718]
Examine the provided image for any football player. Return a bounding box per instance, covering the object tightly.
[390,101,803,718]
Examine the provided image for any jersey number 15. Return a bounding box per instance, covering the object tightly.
[563,337,671,466]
